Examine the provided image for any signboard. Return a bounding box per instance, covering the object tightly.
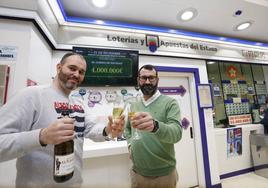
[228,114,252,125]
[159,86,186,97]
[73,47,139,86]
[213,84,221,97]
[197,84,213,108]
[60,27,268,64]
[0,45,17,61]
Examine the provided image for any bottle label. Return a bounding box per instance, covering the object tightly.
[54,153,74,176]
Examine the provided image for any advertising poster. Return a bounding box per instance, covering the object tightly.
[213,84,221,97]
[227,128,242,157]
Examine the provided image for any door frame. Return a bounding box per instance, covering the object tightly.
[156,66,216,188]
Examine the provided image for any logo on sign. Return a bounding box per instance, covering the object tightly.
[146,35,159,53]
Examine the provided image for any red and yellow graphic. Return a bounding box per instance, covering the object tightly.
[226,65,238,79]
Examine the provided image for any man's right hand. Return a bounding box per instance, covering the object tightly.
[39,117,75,145]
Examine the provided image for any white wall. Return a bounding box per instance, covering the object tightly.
[0,19,52,96]
[28,25,52,84]
[51,50,68,77]
[0,19,31,98]
[82,154,131,188]
[0,19,31,188]
[0,19,52,188]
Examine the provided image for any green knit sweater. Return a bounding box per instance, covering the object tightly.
[124,94,182,177]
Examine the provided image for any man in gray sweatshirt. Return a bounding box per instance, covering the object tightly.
[0,52,125,188]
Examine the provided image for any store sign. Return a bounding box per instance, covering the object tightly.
[0,45,17,61]
[61,25,268,63]
[228,114,252,125]
[242,50,265,59]
[146,34,159,52]
[106,34,219,56]
[101,32,268,63]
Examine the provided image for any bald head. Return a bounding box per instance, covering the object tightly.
[55,52,87,95]
[60,52,85,65]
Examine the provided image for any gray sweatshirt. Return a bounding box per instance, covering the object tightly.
[0,85,106,188]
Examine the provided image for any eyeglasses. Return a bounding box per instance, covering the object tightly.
[139,75,157,82]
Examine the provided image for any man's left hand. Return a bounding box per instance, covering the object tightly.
[130,112,155,132]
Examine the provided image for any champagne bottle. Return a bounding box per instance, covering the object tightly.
[53,110,74,183]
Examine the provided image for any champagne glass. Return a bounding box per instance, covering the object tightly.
[109,97,125,141]
[128,111,141,140]
[128,94,141,140]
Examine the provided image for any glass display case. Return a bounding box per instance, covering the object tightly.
[207,61,267,127]
[252,65,267,106]
[222,80,250,115]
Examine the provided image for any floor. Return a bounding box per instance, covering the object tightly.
[221,172,268,188]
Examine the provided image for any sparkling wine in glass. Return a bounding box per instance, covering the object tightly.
[129,94,142,140]
[109,97,124,140]
[128,111,141,140]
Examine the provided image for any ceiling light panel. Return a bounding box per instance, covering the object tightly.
[178,8,197,22]
[235,21,253,31]
[91,0,110,8]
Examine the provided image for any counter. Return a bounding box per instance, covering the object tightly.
[214,123,264,178]
[82,139,131,188]
[83,139,128,159]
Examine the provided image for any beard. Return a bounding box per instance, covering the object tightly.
[140,83,158,95]
[58,70,80,90]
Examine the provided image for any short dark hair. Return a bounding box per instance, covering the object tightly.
[60,52,85,64]
[138,64,158,77]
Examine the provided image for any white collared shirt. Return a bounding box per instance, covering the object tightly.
[142,90,161,107]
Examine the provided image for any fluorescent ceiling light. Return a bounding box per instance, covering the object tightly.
[207,61,215,65]
[92,0,108,8]
[178,8,197,22]
[168,29,177,33]
[181,11,194,20]
[95,20,105,24]
[255,42,263,46]
[235,21,252,31]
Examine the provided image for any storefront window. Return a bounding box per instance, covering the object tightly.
[252,65,267,105]
[252,65,265,81]
[240,64,255,103]
[207,61,226,126]
[207,61,268,127]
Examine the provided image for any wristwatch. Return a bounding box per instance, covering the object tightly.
[152,120,159,133]
[102,127,108,136]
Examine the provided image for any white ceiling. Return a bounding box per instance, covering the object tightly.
[1,0,268,46]
[58,0,268,44]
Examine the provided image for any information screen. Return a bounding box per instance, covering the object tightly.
[73,47,139,86]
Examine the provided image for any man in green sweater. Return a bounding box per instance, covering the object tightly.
[124,64,182,188]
